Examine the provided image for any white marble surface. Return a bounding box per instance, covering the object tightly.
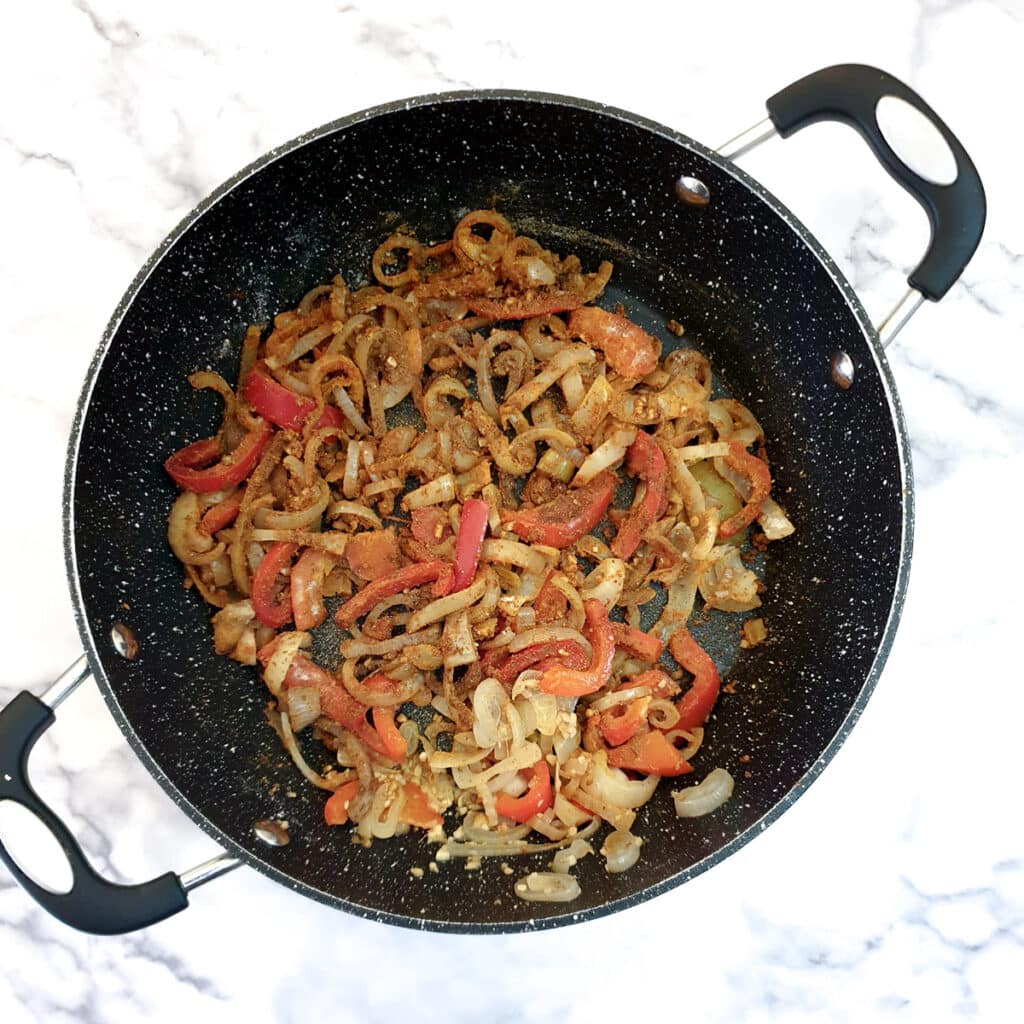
[1,0,1022,1020]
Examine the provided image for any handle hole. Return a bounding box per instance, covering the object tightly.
[875,95,958,186]
[0,799,75,894]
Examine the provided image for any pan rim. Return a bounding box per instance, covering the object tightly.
[62,88,913,933]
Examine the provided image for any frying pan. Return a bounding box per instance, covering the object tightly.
[0,65,985,934]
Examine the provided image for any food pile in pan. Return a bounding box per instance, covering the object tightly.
[164,211,793,901]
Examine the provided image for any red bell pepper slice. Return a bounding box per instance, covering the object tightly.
[610,621,664,663]
[164,422,273,494]
[411,507,451,547]
[243,362,345,433]
[371,706,408,762]
[611,431,667,559]
[500,472,616,549]
[484,640,589,686]
[629,668,680,701]
[718,442,772,539]
[199,493,242,534]
[533,571,568,623]
[290,548,339,631]
[464,292,582,320]
[494,760,553,823]
[607,729,693,776]
[599,697,650,747]
[251,542,297,627]
[333,560,447,628]
[324,779,361,825]
[668,628,720,731]
[452,498,490,591]
[538,599,615,696]
[568,307,660,379]
[399,781,443,829]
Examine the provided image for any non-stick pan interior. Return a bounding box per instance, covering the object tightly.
[67,94,908,930]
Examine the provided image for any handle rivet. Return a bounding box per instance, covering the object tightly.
[111,622,139,660]
[830,351,855,389]
[253,819,291,846]
[675,175,710,206]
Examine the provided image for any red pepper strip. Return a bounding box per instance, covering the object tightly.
[629,668,680,701]
[610,621,664,663]
[500,472,616,549]
[533,571,568,623]
[399,781,443,829]
[607,730,693,777]
[568,307,660,379]
[333,560,447,628]
[371,706,408,762]
[488,640,589,686]
[464,292,582,320]
[290,548,338,631]
[243,363,345,434]
[164,422,273,494]
[452,498,490,591]
[718,443,772,539]
[611,432,667,559]
[538,599,616,696]
[599,698,651,747]
[432,563,456,598]
[669,628,720,731]
[317,684,393,759]
[494,760,553,823]
[324,779,361,825]
[251,542,297,627]
[199,493,242,534]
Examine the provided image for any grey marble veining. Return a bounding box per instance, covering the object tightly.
[1,0,1022,1020]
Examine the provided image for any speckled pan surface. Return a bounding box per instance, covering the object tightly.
[64,92,912,932]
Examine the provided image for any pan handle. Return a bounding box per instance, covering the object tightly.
[0,657,238,934]
[761,64,986,303]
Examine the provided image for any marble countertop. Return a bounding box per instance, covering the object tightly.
[1,1,1021,1020]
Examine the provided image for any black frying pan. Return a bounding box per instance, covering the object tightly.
[0,65,985,934]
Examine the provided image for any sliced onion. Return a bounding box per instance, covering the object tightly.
[325,500,382,528]
[340,626,441,660]
[339,661,423,706]
[255,479,329,531]
[403,474,456,510]
[584,751,659,809]
[757,495,795,540]
[698,546,762,612]
[284,686,321,731]
[507,625,591,655]
[573,429,636,486]
[672,768,734,817]
[514,872,581,903]
[168,492,222,565]
[581,558,626,609]
[472,677,508,749]
[676,442,731,461]
[442,609,478,668]
[601,830,642,873]
[263,631,311,696]
[406,573,488,634]
[587,686,653,713]
[481,538,549,576]
[502,346,596,416]
[277,710,341,791]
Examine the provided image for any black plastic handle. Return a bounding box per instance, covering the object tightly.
[766,63,986,301]
[0,691,188,934]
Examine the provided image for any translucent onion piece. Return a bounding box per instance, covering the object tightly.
[325,500,382,528]
[340,626,441,660]
[403,474,456,510]
[284,686,321,731]
[757,495,795,540]
[508,626,591,656]
[698,546,762,612]
[278,711,342,791]
[442,609,478,668]
[514,872,581,903]
[551,838,593,874]
[573,429,636,486]
[168,492,222,565]
[672,768,734,817]
[472,677,508,749]
[255,479,329,531]
[263,631,312,696]
[600,830,643,873]
[406,573,488,634]
[502,346,595,416]
[481,538,549,576]
[587,686,653,713]
[581,558,626,609]
[585,751,659,809]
